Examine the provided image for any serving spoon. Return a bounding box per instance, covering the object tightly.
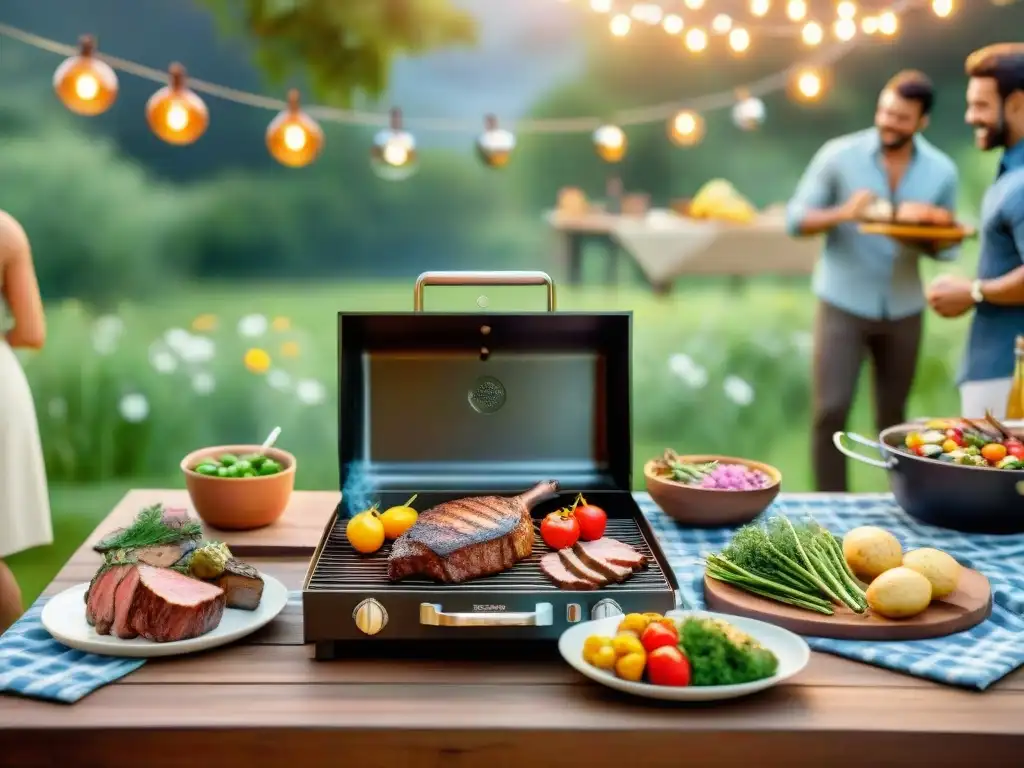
[257,426,282,456]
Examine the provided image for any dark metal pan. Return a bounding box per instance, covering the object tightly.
[834,421,1024,535]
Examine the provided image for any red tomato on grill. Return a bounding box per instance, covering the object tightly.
[540,510,580,550]
[572,496,607,541]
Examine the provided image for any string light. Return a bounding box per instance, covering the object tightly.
[593,124,627,162]
[662,13,684,34]
[878,10,899,35]
[610,13,631,36]
[729,28,752,54]
[861,15,880,33]
[52,35,118,116]
[668,110,705,146]
[836,2,858,20]
[802,21,824,46]
[792,67,826,102]
[711,14,733,34]
[683,0,705,9]
[931,0,954,17]
[733,96,766,131]
[266,89,324,168]
[145,63,208,145]
[684,27,708,52]
[589,0,613,12]
[786,0,809,22]
[833,18,857,41]
[476,114,516,168]
[371,108,417,180]
[750,0,771,18]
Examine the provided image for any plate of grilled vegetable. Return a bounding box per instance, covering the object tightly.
[559,609,809,701]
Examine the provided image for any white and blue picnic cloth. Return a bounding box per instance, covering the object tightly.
[640,492,1024,691]
[0,590,302,703]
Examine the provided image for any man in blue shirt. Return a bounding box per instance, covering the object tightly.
[927,44,1024,419]
[788,71,960,491]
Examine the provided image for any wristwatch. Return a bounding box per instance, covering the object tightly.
[970,279,986,304]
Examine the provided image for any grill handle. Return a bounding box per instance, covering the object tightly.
[419,602,553,627]
[413,270,556,312]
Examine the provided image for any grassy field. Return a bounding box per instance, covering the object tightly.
[7,276,972,606]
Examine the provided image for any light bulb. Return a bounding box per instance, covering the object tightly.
[878,10,898,35]
[662,13,684,34]
[802,21,823,46]
[861,15,879,34]
[833,18,856,41]
[711,14,733,34]
[53,35,118,116]
[371,108,418,180]
[610,14,631,36]
[593,124,627,163]
[683,0,705,8]
[668,110,705,146]
[477,115,516,169]
[590,0,613,12]
[266,90,324,167]
[931,0,954,17]
[836,1,857,20]
[786,0,808,21]
[684,27,708,52]
[750,0,771,17]
[794,68,824,101]
[729,28,751,53]
[145,63,209,145]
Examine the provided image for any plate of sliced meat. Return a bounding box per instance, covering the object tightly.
[42,569,289,658]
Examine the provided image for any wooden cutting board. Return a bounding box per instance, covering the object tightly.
[703,568,992,641]
[858,222,976,242]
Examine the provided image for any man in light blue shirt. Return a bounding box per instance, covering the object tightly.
[787,70,960,491]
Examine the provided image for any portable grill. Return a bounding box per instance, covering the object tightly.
[303,271,681,658]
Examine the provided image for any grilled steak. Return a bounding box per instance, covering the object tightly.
[86,563,226,642]
[214,558,265,610]
[387,480,560,583]
[557,549,609,586]
[570,543,633,582]
[574,538,646,571]
[539,552,597,590]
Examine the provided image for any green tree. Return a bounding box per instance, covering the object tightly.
[196,0,477,105]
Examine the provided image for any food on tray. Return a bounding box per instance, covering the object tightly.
[192,452,283,478]
[706,515,868,615]
[347,504,387,554]
[842,525,903,581]
[689,179,757,224]
[87,562,226,642]
[901,548,962,599]
[386,480,560,583]
[583,613,777,688]
[861,198,955,227]
[571,494,607,542]
[380,495,419,540]
[540,538,646,589]
[85,505,266,641]
[901,413,1024,470]
[650,450,773,491]
[540,506,581,550]
[865,566,933,619]
[862,198,893,221]
[189,541,232,579]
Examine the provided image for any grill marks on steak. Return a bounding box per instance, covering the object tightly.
[387,480,560,583]
[85,563,226,642]
[540,538,647,589]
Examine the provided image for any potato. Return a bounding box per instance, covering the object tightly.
[866,567,933,619]
[902,548,962,599]
[842,526,903,581]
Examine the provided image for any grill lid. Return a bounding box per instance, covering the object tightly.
[337,271,632,507]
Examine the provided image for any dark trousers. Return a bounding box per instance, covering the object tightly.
[812,301,923,492]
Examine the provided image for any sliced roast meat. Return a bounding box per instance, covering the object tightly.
[135,539,197,568]
[85,564,133,634]
[213,558,265,610]
[557,549,608,586]
[540,552,597,590]
[571,543,633,582]
[574,538,646,571]
[129,565,226,642]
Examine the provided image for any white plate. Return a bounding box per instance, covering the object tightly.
[558,609,810,702]
[41,574,289,658]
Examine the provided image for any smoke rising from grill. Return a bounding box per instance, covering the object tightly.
[341,461,377,517]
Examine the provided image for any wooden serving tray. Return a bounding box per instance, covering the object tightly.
[703,568,992,641]
[858,222,977,242]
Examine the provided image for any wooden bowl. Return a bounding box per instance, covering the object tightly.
[644,455,781,528]
[180,444,296,531]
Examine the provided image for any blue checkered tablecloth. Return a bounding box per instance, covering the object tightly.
[638,492,1024,690]
[0,590,302,703]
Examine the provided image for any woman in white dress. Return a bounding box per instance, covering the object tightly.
[0,209,52,633]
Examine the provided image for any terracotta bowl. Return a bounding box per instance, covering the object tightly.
[180,444,296,531]
[644,455,781,528]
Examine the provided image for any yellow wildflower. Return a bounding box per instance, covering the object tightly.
[191,314,218,332]
[280,340,300,358]
[271,316,291,332]
[243,348,271,374]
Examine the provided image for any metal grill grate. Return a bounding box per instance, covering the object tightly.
[307,515,673,593]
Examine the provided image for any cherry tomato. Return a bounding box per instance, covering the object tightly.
[1006,441,1024,459]
[639,621,678,653]
[646,645,691,687]
[572,495,607,542]
[540,509,580,550]
[944,429,964,446]
[905,432,924,449]
[981,443,1008,463]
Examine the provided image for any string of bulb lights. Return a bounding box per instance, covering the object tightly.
[0,0,977,176]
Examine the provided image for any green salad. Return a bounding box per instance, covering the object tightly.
[192,452,283,478]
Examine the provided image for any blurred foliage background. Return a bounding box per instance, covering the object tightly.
[1,0,1019,601]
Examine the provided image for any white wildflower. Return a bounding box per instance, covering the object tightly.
[668,353,708,389]
[295,378,326,406]
[191,372,216,395]
[179,335,216,364]
[118,393,150,423]
[164,328,192,355]
[238,314,269,338]
[148,343,178,375]
[267,369,292,392]
[724,375,755,407]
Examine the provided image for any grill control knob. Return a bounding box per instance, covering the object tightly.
[591,598,623,621]
[353,598,388,636]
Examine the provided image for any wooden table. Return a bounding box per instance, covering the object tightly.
[2,490,1023,767]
